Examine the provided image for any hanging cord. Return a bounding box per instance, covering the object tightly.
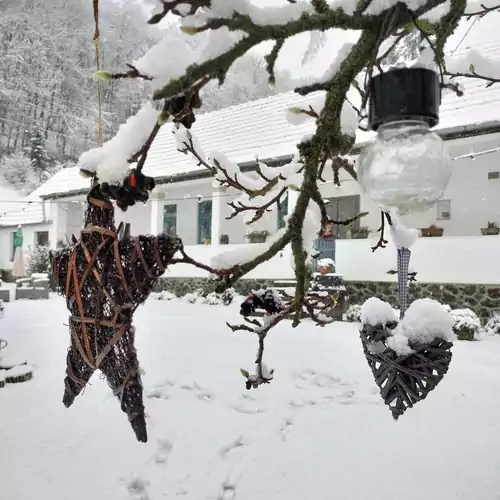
[397,247,411,320]
[93,0,103,148]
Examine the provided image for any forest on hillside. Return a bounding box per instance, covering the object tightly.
[0,0,293,194]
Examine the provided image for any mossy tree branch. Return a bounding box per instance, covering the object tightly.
[94,0,488,356]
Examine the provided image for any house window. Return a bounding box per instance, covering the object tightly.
[488,171,500,180]
[324,195,361,239]
[35,231,49,247]
[163,204,177,235]
[436,199,451,220]
[197,200,212,244]
[277,193,288,229]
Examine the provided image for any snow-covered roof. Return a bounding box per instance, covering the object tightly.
[0,200,49,227]
[35,14,500,200]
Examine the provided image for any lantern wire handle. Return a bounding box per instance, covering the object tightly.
[397,247,411,319]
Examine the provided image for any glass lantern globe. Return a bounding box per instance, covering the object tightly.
[357,119,451,214]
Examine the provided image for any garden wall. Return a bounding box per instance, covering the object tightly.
[155,277,500,321]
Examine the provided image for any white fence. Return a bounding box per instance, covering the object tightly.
[164,235,500,284]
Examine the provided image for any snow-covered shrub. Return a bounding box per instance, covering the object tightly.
[484,314,500,336]
[344,304,361,322]
[150,290,176,301]
[220,288,235,306]
[450,308,481,341]
[205,292,222,305]
[441,303,452,313]
[27,244,54,289]
[185,292,200,304]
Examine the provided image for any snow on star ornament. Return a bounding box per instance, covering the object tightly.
[359,298,455,419]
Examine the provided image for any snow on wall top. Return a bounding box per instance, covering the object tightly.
[35,14,500,199]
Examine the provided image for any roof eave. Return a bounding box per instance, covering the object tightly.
[40,120,500,200]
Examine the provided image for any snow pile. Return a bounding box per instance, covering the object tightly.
[450,308,481,341]
[317,258,335,270]
[360,297,398,326]
[211,243,272,269]
[77,102,158,184]
[484,314,500,336]
[344,304,362,323]
[203,0,314,26]
[301,200,322,261]
[150,291,177,301]
[390,216,419,249]
[388,299,456,355]
[340,100,358,137]
[445,49,500,81]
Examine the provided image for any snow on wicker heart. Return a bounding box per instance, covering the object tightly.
[359,297,456,419]
[361,297,456,355]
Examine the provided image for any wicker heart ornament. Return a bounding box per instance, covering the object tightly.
[359,298,455,420]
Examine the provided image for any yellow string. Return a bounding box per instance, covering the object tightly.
[93,0,103,148]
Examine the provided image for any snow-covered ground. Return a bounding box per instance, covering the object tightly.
[2,297,500,500]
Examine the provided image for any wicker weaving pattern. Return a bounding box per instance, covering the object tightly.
[360,321,453,420]
[51,187,181,442]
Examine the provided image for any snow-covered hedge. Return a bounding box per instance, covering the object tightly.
[150,290,177,301]
[182,288,237,306]
[450,308,481,341]
[344,304,362,322]
[484,314,500,336]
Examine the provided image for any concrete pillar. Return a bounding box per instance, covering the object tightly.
[211,187,222,247]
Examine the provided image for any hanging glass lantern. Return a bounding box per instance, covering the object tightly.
[357,68,451,214]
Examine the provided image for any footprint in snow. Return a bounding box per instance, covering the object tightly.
[127,477,150,500]
[338,389,356,404]
[154,438,173,465]
[280,417,294,441]
[145,378,176,400]
[180,381,214,401]
[232,403,265,414]
[219,435,246,459]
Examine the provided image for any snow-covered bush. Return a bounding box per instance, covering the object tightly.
[150,290,176,301]
[450,308,481,341]
[27,244,54,289]
[220,288,235,306]
[184,292,200,304]
[344,304,362,322]
[205,292,222,305]
[484,314,500,336]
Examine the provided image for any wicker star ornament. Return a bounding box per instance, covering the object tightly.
[51,187,181,442]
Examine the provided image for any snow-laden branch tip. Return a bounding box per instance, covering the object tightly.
[77,102,158,184]
[445,49,500,83]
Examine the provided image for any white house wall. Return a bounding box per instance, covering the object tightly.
[0,222,52,270]
[166,234,500,284]
[317,131,500,236]
[153,178,284,244]
[115,201,151,236]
